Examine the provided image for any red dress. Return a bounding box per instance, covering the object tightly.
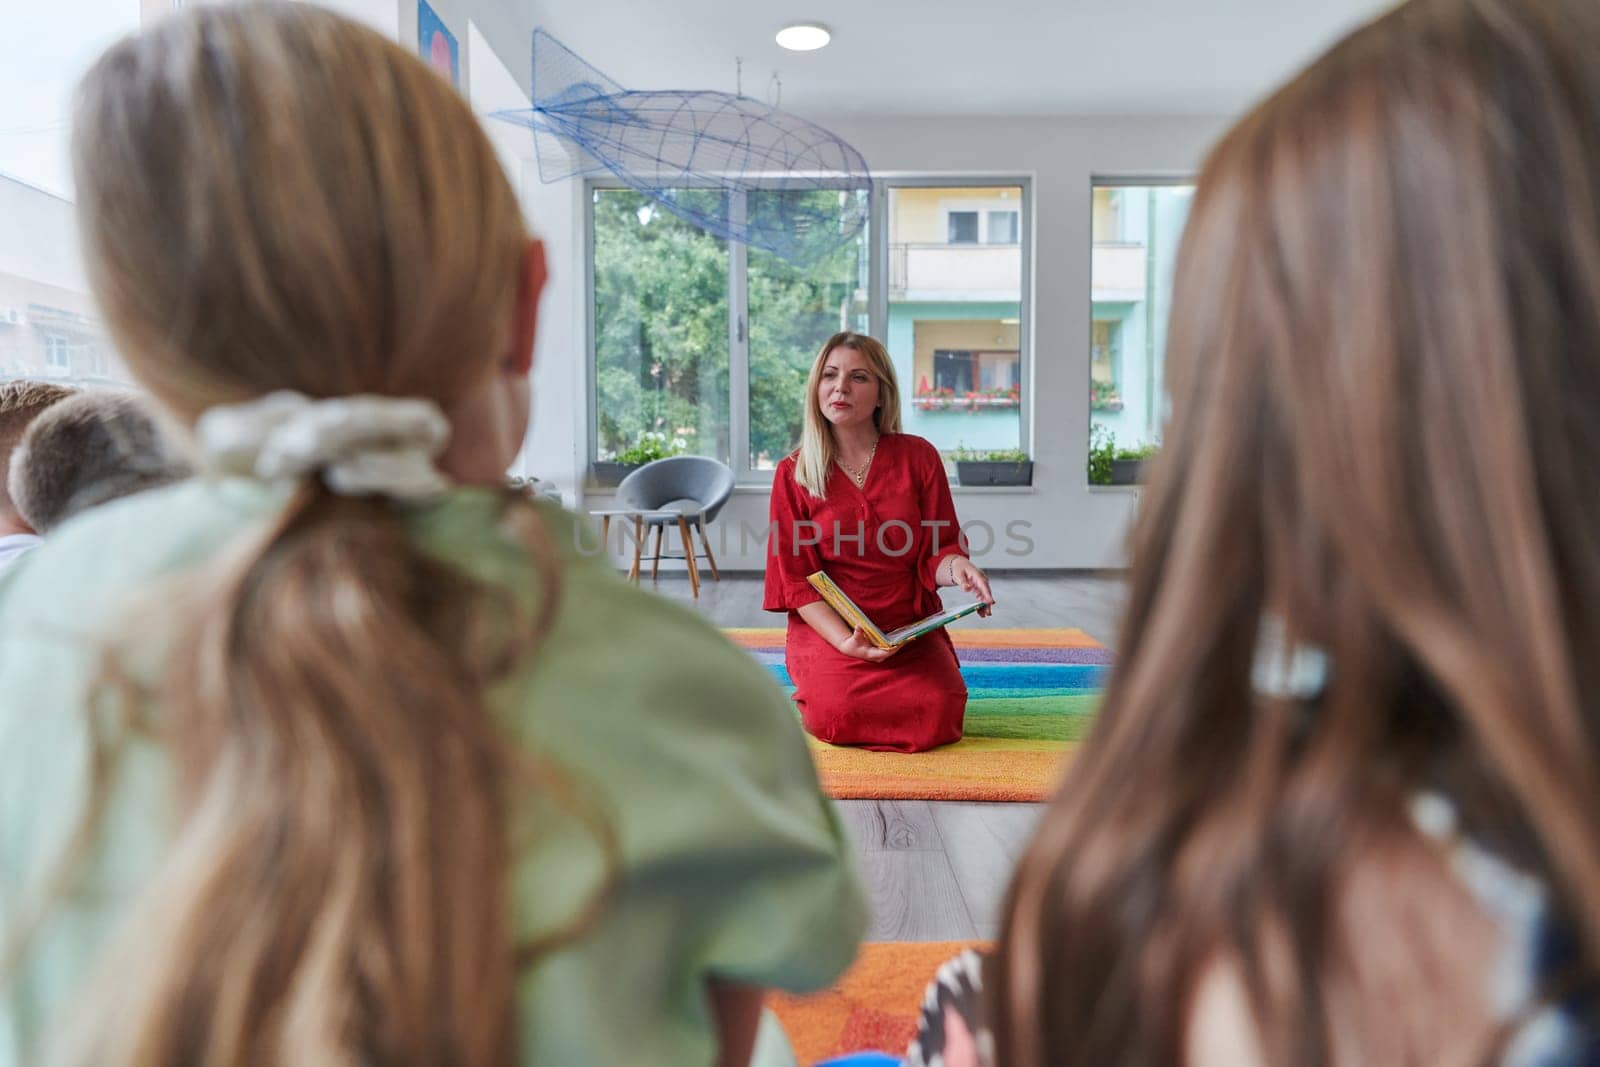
[763,433,969,753]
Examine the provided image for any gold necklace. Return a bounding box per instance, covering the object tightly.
[841,436,879,488]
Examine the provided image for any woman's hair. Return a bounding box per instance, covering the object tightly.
[26,5,599,1063]
[993,0,1600,1063]
[794,331,903,497]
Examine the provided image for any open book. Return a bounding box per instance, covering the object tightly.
[807,570,987,650]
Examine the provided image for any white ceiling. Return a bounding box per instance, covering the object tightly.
[526,0,1394,118]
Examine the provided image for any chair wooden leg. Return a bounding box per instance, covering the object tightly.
[676,516,701,597]
[627,516,644,583]
[697,518,721,581]
[650,525,663,581]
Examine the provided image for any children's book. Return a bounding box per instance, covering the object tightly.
[807,570,987,650]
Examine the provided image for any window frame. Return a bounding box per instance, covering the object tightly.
[1087,173,1196,477]
[878,176,1033,470]
[585,174,1033,487]
[43,333,70,371]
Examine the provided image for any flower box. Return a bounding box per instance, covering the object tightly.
[591,461,643,487]
[956,460,1034,487]
[913,394,1022,412]
[1110,458,1143,485]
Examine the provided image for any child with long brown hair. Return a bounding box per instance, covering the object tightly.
[919,0,1600,1064]
[0,5,863,1065]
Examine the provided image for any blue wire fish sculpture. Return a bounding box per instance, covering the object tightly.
[490,30,871,267]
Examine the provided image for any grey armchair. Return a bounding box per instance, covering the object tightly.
[615,456,736,595]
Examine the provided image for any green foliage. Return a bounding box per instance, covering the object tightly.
[1090,378,1123,411]
[1088,424,1116,485]
[593,188,866,466]
[949,442,1030,464]
[1114,442,1162,462]
[613,431,686,465]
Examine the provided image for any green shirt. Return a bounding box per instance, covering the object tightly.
[0,480,865,1065]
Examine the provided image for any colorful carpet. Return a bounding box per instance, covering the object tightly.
[727,628,1108,802]
[768,941,987,1066]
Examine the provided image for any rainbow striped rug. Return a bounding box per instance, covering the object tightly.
[725,628,1109,802]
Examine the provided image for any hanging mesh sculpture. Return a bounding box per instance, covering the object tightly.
[490,30,871,267]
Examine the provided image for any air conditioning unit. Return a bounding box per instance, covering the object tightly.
[0,308,25,327]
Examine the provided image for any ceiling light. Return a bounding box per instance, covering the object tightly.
[776,23,831,51]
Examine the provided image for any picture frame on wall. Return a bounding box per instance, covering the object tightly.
[417,0,459,88]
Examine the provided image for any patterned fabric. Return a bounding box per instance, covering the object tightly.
[905,949,993,1067]
[1409,794,1600,1066]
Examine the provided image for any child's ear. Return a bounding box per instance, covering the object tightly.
[507,239,547,377]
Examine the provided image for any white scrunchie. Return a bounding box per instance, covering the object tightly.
[196,390,452,501]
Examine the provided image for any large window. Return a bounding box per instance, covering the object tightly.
[592,190,731,463]
[888,183,1026,456]
[590,179,1026,481]
[1088,181,1194,465]
[746,189,870,471]
[0,1,140,388]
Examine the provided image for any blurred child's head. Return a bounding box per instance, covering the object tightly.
[994,0,1600,1062]
[52,6,563,1063]
[73,0,543,482]
[9,391,191,534]
[0,380,75,532]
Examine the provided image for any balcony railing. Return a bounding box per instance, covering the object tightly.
[1090,242,1147,302]
[886,241,1149,303]
[889,243,1021,300]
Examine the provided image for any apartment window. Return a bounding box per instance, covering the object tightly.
[890,183,1028,455]
[1090,320,1123,412]
[591,178,1030,481]
[947,211,979,244]
[1089,180,1196,471]
[986,210,1019,245]
[44,334,70,371]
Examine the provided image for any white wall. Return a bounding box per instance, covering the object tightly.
[465,20,582,505]
[0,176,83,292]
[571,113,1229,570]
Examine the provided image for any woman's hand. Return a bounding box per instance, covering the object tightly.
[836,626,901,663]
[949,557,996,617]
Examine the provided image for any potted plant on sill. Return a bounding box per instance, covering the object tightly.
[952,444,1033,487]
[592,431,685,487]
[1088,425,1116,485]
[1111,442,1160,485]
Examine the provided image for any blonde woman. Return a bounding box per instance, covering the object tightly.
[0,6,864,1065]
[764,332,994,753]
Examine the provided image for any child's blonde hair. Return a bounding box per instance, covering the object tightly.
[40,5,589,1063]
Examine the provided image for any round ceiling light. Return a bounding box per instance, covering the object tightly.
[776,23,831,51]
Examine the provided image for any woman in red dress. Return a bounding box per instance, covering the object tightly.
[764,332,995,752]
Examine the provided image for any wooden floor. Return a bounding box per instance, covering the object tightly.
[647,570,1127,942]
